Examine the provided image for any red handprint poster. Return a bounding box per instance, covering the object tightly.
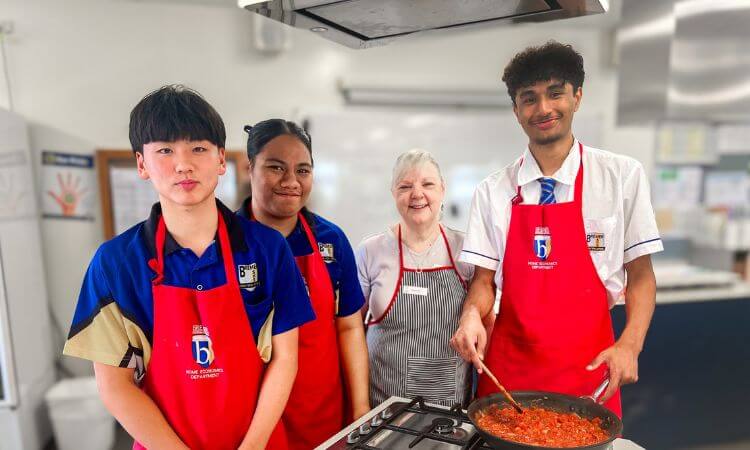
[42,151,94,220]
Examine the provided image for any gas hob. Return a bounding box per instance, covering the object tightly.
[316,396,646,450]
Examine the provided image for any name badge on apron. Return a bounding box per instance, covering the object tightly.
[402,285,428,296]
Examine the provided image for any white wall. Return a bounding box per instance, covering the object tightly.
[0,109,55,450]
[0,0,655,375]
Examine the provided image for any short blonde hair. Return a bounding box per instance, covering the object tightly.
[391,149,444,189]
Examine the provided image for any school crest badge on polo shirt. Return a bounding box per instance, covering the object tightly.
[191,325,214,368]
[533,227,552,261]
[318,243,335,263]
[237,263,260,291]
[587,232,606,252]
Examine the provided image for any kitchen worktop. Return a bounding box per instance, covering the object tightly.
[655,281,750,304]
[648,261,750,305]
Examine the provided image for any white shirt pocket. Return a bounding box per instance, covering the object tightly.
[584,215,618,281]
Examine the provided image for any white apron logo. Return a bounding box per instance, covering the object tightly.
[533,227,552,261]
[191,325,214,368]
[318,243,335,263]
[238,263,260,291]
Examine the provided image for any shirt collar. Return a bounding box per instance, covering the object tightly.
[517,138,580,187]
[142,199,248,259]
[237,196,252,220]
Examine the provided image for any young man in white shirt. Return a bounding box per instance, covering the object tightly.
[450,41,662,416]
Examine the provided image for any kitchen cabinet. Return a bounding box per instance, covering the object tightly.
[613,296,750,449]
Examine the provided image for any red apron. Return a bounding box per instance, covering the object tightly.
[281,213,344,450]
[478,143,622,417]
[134,212,287,450]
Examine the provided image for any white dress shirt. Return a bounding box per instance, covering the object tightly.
[459,139,663,307]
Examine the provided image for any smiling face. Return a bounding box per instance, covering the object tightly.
[513,78,582,147]
[392,162,445,229]
[136,139,226,209]
[248,134,313,220]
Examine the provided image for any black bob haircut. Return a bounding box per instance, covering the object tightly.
[243,119,312,166]
[502,41,585,104]
[129,84,226,154]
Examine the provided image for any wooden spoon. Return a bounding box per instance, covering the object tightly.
[479,360,524,413]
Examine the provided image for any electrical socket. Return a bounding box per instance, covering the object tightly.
[0,21,15,35]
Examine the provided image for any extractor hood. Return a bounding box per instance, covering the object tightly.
[616,0,750,125]
[667,0,750,122]
[238,0,609,49]
[615,0,678,125]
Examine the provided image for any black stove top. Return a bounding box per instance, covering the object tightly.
[329,397,493,449]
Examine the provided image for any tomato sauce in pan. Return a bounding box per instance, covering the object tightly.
[476,405,610,447]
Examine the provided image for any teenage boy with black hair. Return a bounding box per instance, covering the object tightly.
[451,42,662,417]
[64,85,312,449]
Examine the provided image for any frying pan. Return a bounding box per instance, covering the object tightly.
[467,380,623,450]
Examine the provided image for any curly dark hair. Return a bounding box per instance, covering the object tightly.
[502,41,585,104]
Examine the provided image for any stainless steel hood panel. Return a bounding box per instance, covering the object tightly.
[240,0,609,49]
[615,0,677,125]
[667,0,750,122]
[617,0,750,125]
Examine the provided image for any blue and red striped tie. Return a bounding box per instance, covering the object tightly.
[539,177,557,205]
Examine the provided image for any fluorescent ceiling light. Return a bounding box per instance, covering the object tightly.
[341,87,512,109]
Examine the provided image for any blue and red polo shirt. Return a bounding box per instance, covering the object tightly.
[63,200,314,380]
[238,199,365,318]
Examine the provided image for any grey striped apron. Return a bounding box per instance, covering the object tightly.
[367,225,471,407]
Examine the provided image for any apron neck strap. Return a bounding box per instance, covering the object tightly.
[148,216,167,285]
[514,156,525,204]
[396,224,405,269]
[216,213,237,288]
[297,212,322,258]
[438,225,467,290]
[397,224,461,282]
[573,141,584,206]
[148,210,237,288]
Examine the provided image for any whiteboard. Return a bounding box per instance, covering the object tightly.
[304,108,602,246]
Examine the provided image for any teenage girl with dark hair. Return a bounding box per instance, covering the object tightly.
[238,119,369,450]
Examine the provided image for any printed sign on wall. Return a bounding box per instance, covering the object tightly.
[42,151,95,220]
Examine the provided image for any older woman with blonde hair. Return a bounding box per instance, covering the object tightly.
[356,149,474,407]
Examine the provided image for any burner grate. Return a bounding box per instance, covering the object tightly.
[347,397,494,449]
